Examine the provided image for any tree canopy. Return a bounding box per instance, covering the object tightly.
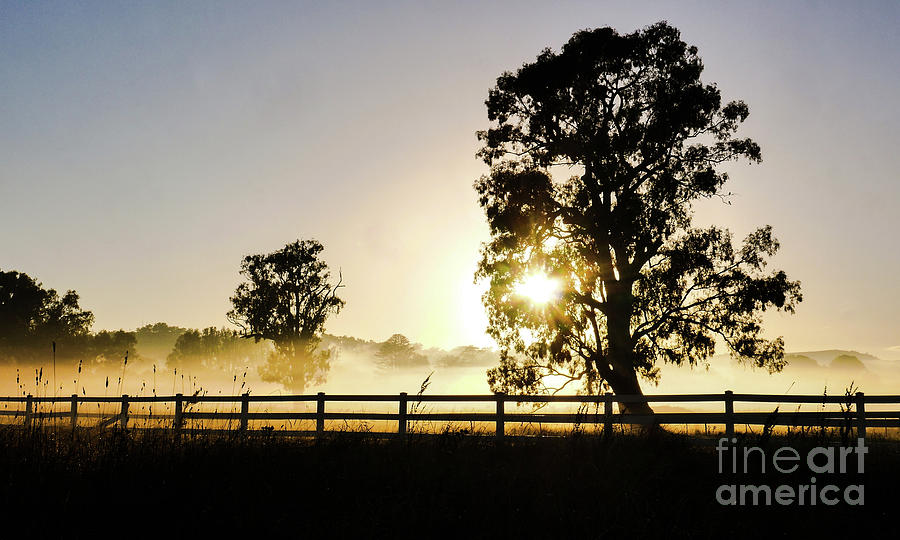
[0,269,95,363]
[474,22,801,411]
[133,323,188,363]
[227,239,344,391]
[167,326,269,372]
[375,334,428,370]
[90,330,137,365]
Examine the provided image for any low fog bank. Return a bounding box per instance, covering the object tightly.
[0,331,499,398]
[653,350,900,398]
[1,322,896,402]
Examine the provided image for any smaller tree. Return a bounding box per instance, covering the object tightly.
[134,322,189,363]
[227,239,344,392]
[166,329,207,370]
[375,334,428,370]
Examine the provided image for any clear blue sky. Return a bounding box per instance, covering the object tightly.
[2,1,898,357]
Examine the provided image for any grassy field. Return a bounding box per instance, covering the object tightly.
[1,426,897,539]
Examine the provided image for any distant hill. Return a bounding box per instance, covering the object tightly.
[709,349,880,371]
[788,349,879,365]
[830,354,867,371]
[782,354,820,369]
[783,350,879,373]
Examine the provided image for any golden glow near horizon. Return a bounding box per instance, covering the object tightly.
[515,273,561,306]
[2,4,900,358]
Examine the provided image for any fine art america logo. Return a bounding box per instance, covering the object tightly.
[715,438,866,506]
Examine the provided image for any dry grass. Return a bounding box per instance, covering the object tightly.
[1,424,898,538]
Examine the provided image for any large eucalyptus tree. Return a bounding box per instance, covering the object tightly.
[475,22,801,413]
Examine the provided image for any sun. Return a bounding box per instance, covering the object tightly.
[515,273,561,305]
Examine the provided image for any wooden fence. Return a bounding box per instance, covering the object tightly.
[2,391,898,439]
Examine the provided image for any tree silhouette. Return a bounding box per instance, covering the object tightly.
[0,269,94,363]
[375,334,428,370]
[91,330,137,365]
[166,326,268,372]
[134,322,188,363]
[227,240,344,392]
[475,22,801,413]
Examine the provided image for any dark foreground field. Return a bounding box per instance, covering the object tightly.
[1,427,897,539]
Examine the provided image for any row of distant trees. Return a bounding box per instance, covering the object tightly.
[0,276,263,371]
[0,267,492,388]
[0,268,291,376]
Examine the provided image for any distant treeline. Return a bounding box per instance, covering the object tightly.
[1,268,496,374]
[2,318,498,373]
[322,333,499,370]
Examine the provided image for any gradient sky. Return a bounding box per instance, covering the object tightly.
[2,1,898,358]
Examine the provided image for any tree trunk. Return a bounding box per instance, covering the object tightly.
[605,366,654,416]
[604,289,655,418]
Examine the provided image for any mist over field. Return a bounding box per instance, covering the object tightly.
[1,324,895,406]
[0,330,492,399]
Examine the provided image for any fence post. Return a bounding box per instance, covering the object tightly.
[495,392,505,440]
[119,394,129,429]
[724,390,735,441]
[174,393,183,433]
[603,393,613,437]
[855,392,866,440]
[70,394,78,430]
[24,394,33,428]
[240,393,249,431]
[316,392,325,436]
[398,392,408,436]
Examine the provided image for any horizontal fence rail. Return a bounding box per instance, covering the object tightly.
[2,391,898,439]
